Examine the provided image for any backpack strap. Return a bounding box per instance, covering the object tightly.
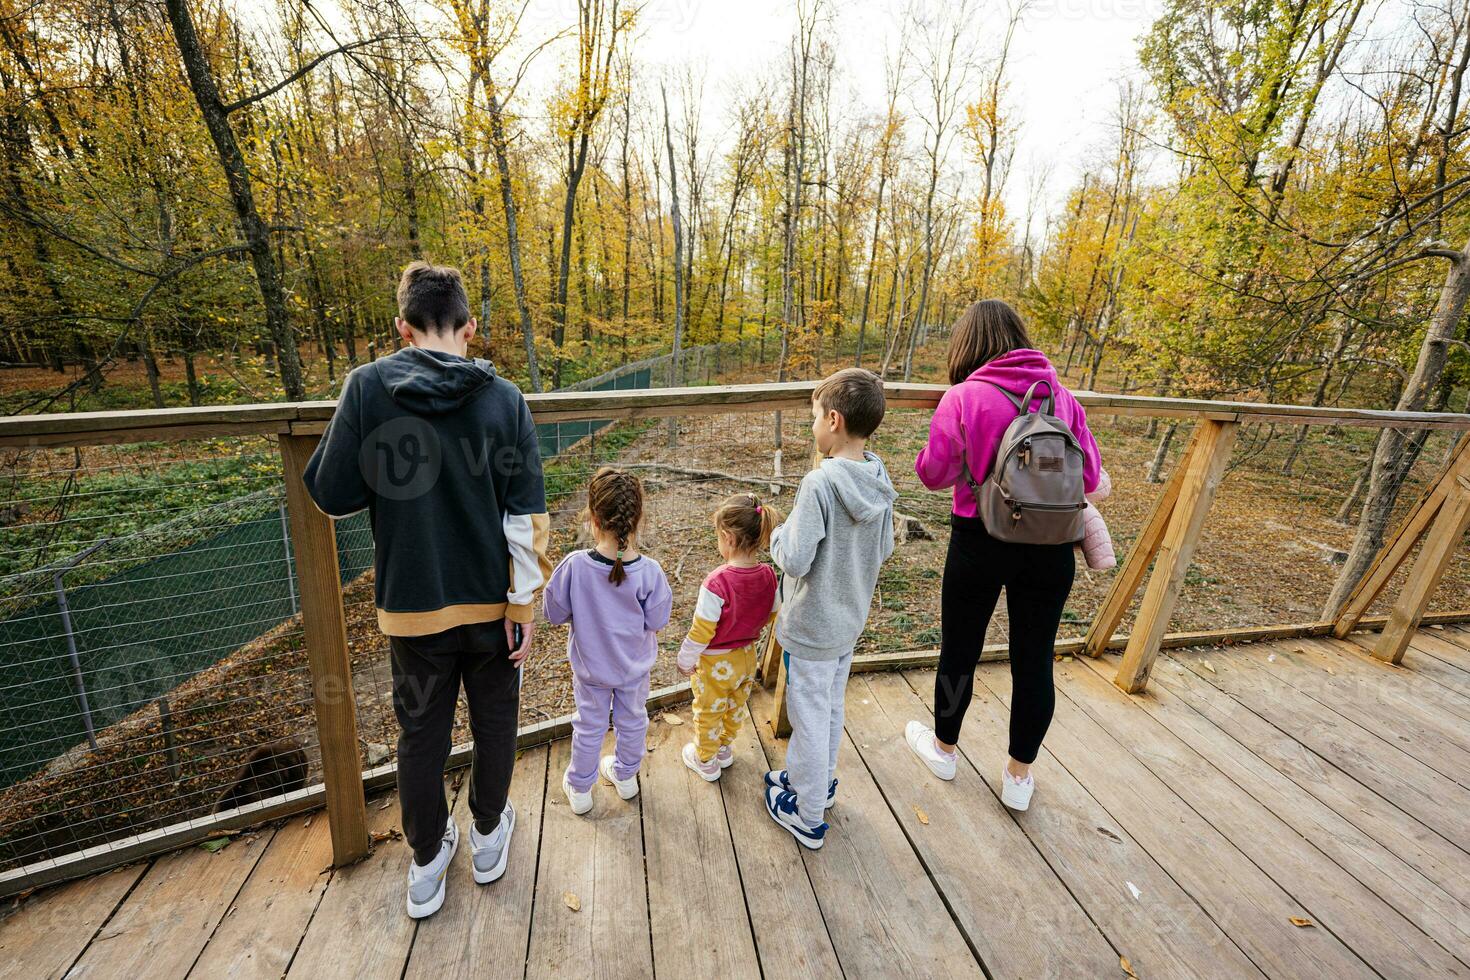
[985,379,1056,415]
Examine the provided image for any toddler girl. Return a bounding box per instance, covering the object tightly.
[678,493,782,781]
[544,467,673,814]
[1081,467,1116,570]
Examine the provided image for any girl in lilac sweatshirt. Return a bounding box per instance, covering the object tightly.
[543,468,673,814]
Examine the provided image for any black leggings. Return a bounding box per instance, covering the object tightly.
[933,515,1075,763]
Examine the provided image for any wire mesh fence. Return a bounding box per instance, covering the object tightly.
[0,361,1465,880]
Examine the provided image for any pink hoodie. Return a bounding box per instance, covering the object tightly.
[915,349,1102,519]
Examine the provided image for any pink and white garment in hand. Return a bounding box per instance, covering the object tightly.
[1081,468,1116,570]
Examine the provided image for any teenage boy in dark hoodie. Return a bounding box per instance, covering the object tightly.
[303,262,550,919]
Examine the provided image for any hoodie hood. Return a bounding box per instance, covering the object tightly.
[966,348,1060,400]
[819,451,899,524]
[374,346,497,416]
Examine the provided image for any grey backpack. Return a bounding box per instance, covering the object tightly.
[960,380,1087,545]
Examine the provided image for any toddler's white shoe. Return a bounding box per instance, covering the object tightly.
[682,742,722,781]
[905,721,957,781]
[600,754,640,800]
[1001,766,1034,811]
[715,744,735,769]
[563,769,594,815]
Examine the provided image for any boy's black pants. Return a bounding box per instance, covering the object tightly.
[934,516,1075,763]
[389,620,520,865]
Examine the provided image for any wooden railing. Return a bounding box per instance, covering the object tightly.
[1,381,1467,890]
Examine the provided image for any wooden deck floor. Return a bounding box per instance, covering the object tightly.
[6,626,1470,979]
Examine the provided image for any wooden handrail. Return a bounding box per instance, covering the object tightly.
[4,381,1470,449]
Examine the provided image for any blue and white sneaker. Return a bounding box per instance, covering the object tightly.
[765,785,827,849]
[763,769,837,809]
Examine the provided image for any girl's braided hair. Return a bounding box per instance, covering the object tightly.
[712,492,781,554]
[584,467,644,585]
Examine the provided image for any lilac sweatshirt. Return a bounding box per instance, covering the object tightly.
[915,349,1102,518]
[543,549,674,688]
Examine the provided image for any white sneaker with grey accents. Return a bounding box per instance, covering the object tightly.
[1001,766,1034,811]
[905,721,957,781]
[406,817,457,919]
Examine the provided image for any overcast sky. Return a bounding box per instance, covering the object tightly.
[519,0,1166,224]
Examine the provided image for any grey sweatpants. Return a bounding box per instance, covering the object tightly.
[783,650,854,827]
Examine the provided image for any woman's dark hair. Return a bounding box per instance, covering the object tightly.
[946,299,1032,386]
[584,467,644,585]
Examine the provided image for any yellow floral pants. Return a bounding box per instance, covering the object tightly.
[690,644,758,762]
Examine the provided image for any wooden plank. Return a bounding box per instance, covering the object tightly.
[1232,640,1470,786]
[1069,655,1470,973]
[279,433,368,866]
[1374,465,1470,663]
[1406,629,1470,675]
[1309,637,1470,724]
[714,707,844,979]
[974,662,1375,978]
[0,863,147,980]
[748,689,983,978]
[525,737,653,977]
[1115,419,1239,692]
[1148,651,1470,914]
[1164,645,1470,845]
[640,706,762,977]
[65,828,272,979]
[187,812,335,980]
[404,747,548,980]
[1083,424,1200,657]
[849,671,1214,977]
[285,794,414,980]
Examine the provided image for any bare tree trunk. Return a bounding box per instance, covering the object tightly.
[486,92,541,391]
[163,0,304,400]
[663,84,685,448]
[1325,240,1470,616]
[1146,422,1179,484]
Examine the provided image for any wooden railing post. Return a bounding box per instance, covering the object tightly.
[1114,419,1239,693]
[279,433,369,866]
[1372,447,1470,664]
[1331,437,1470,638]
[1083,425,1204,657]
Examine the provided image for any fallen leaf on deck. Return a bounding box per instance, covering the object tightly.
[199,838,231,854]
[1268,654,1277,662]
[564,891,581,912]
[378,797,392,809]
[370,828,403,846]
[1289,916,1314,928]
[303,817,312,828]
[913,805,929,825]
[661,713,684,726]
[1121,954,1139,978]
[1199,660,1217,674]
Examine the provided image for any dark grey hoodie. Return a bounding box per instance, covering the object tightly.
[770,451,898,660]
[302,347,550,636]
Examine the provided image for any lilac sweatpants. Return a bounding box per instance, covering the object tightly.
[567,674,651,792]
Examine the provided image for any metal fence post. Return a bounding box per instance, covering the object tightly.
[280,500,299,615]
[53,538,109,751]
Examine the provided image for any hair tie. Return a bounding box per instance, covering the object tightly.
[755,505,762,514]
[616,549,624,559]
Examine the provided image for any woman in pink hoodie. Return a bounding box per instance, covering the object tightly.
[903,300,1102,812]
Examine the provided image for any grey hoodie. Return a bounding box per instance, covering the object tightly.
[771,451,898,661]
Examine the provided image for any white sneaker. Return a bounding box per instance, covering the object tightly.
[1001,766,1034,811]
[469,801,514,884]
[905,721,957,781]
[682,742,722,781]
[715,744,735,769]
[406,817,458,919]
[563,769,594,815]
[600,754,640,800]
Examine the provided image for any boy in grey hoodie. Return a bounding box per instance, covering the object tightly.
[764,368,897,847]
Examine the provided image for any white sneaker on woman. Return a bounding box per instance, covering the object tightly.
[905,721,957,781]
[1001,766,1034,811]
